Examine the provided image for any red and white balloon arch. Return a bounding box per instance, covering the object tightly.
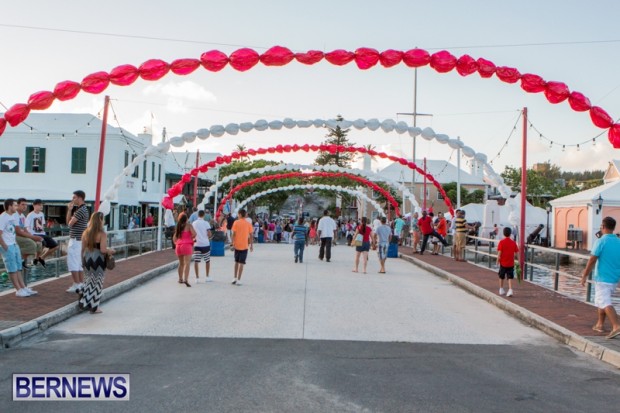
[214,171,402,220]
[233,184,387,219]
[3,46,619,146]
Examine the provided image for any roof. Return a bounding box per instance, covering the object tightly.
[550,180,620,207]
[377,159,486,185]
[3,112,134,139]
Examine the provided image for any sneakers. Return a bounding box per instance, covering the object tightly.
[499,288,506,296]
[66,283,79,293]
[295,256,298,263]
[25,287,38,295]
[231,278,237,285]
[195,278,201,284]
[38,257,46,268]
[205,277,213,283]
[506,289,514,297]
[16,289,31,297]
[236,281,242,286]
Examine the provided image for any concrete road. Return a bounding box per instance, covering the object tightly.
[1,243,619,412]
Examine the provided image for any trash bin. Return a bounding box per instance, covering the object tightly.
[387,243,399,258]
[258,231,264,243]
[211,230,226,256]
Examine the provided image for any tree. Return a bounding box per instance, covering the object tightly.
[314,114,357,168]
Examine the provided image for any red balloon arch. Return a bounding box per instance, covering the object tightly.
[214,171,402,220]
[163,144,455,215]
[2,45,619,146]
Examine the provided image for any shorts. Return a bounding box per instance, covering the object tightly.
[16,235,40,255]
[193,245,211,263]
[455,232,467,249]
[356,241,371,252]
[377,242,388,260]
[498,265,514,280]
[37,234,59,249]
[67,238,83,272]
[234,249,248,264]
[176,242,193,256]
[0,244,23,273]
[594,282,618,309]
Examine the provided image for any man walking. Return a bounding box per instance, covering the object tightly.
[192,210,212,283]
[581,216,620,339]
[66,190,89,292]
[317,209,337,262]
[373,216,392,274]
[418,210,448,255]
[231,209,253,286]
[292,217,308,263]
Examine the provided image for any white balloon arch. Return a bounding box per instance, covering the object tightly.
[98,117,515,223]
[199,163,421,213]
[234,184,386,218]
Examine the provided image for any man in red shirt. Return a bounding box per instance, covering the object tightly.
[496,226,519,297]
[145,213,154,227]
[418,210,448,255]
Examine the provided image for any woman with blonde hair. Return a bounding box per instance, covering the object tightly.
[173,213,196,287]
[78,212,115,314]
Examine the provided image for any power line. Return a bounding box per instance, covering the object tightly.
[488,112,522,165]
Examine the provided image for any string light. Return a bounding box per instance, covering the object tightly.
[527,117,612,150]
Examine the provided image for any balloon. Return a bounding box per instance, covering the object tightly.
[544,81,570,104]
[354,47,380,69]
[53,80,81,101]
[170,58,201,75]
[109,64,139,86]
[325,49,355,66]
[260,46,294,66]
[430,50,457,73]
[495,66,521,83]
[27,91,55,110]
[379,49,403,68]
[294,50,324,65]
[139,59,170,81]
[229,48,260,71]
[403,48,430,67]
[81,71,110,94]
[4,103,30,126]
[476,58,496,78]
[200,50,229,72]
[521,73,547,93]
[590,106,614,129]
[568,91,591,112]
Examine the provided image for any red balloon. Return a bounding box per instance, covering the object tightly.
[200,50,229,72]
[0,118,6,136]
[495,66,521,84]
[324,49,355,66]
[544,81,570,104]
[28,91,55,110]
[248,149,257,155]
[260,46,294,66]
[403,49,430,67]
[608,124,620,148]
[283,145,292,152]
[456,54,478,76]
[4,103,30,127]
[294,50,324,65]
[378,153,388,158]
[310,145,319,151]
[170,58,201,75]
[181,174,192,183]
[379,49,403,68]
[354,47,380,70]
[223,156,231,163]
[162,197,174,210]
[231,152,240,159]
[568,91,591,112]
[590,106,614,129]
[520,73,547,93]
[109,64,139,86]
[199,165,209,173]
[215,156,223,163]
[229,48,260,72]
[206,161,217,168]
[257,148,267,154]
[267,147,276,153]
[54,80,81,101]
[398,158,408,165]
[476,58,496,78]
[430,50,457,73]
[139,59,170,81]
[301,144,310,152]
[81,71,110,94]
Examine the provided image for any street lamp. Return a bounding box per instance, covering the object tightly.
[545,203,551,247]
[594,194,604,215]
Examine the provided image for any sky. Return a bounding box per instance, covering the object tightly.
[1,0,620,176]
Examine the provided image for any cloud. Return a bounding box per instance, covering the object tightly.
[143,80,217,103]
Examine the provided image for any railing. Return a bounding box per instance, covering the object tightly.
[0,227,173,292]
[465,235,593,304]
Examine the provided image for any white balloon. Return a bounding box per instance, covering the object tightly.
[435,134,450,144]
[225,123,240,135]
[474,153,488,163]
[296,120,312,128]
[408,126,422,137]
[170,136,185,147]
[99,200,111,216]
[339,120,352,129]
[158,141,171,152]
[461,146,476,157]
[380,119,396,132]
[312,119,324,128]
[395,121,409,134]
[254,119,268,131]
[268,120,283,130]
[196,128,210,140]
[210,125,225,137]
[366,118,380,131]
[144,145,160,156]
[421,127,436,140]
[352,119,366,129]
[239,122,254,132]
[325,119,337,129]
[182,131,197,143]
[283,118,296,129]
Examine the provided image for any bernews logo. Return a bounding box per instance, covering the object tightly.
[13,373,130,401]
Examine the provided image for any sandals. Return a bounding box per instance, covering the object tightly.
[178,279,184,284]
[592,325,605,333]
[184,281,192,287]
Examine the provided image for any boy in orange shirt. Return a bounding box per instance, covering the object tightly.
[231,209,254,286]
[496,227,519,297]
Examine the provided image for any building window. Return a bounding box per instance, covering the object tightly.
[437,191,444,200]
[143,160,147,180]
[71,148,87,174]
[420,187,429,199]
[151,162,155,181]
[25,147,46,173]
[158,164,161,183]
[124,150,129,167]
[132,154,138,178]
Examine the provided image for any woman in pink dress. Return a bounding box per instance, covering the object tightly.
[309,220,317,245]
[173,213,196,287]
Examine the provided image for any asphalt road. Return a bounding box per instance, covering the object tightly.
[1,243,619,412]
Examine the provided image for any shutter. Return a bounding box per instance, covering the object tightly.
[39,148,46,172]
[25,147,33,172]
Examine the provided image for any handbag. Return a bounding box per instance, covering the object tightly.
[354,234,363,247]
[105,254,116,270]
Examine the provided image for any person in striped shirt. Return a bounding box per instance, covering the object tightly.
[66,190,90,292]
[293,217,308,263]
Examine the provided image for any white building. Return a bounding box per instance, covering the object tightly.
[0,113,219,230]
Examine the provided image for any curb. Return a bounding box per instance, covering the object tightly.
[400,253,620,369]
[0,261,178,349]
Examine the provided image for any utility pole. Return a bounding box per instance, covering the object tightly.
[95,95,110,211]
[397,68,432,212]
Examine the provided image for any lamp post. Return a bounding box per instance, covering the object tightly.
[545,204,551,247]
[595,194,604,215]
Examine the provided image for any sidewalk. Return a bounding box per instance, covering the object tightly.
[398,245,620,368]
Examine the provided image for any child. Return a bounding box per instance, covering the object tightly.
[496,227,519,297]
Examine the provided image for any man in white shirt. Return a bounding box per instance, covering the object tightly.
[0,199,36,297]
[26,199,59,268]
[192,210,212,283]
[317,209,337,262]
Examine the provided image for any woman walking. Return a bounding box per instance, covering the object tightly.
[173,213,196,287]
[352,217,373,274]
[411,212,421,253]
[308,220,318,245]
[78,212,115,314]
